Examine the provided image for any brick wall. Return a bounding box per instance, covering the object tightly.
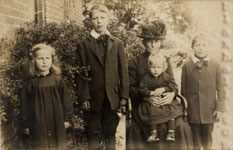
[46,0,84,25]
[0,0,34,38]
[0,0,84,38]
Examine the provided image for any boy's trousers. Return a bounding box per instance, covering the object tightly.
[190,123,213,150]
[85,96,120,150]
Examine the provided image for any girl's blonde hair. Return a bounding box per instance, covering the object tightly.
[28,43,61,77]
[148,54,167,72]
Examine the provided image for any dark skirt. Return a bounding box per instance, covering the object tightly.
[138,99,183,125]
[127,107,193,150]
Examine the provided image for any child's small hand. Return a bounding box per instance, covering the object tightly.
[213,111,223,122]
[64,122,71,129]
[154,88,165,96]
[81,100,90,111]
[24,128,30,135]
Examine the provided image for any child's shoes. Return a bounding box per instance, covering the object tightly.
[147,130,160,142]
[166,131,175,141]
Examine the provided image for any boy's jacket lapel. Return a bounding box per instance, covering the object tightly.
[87,35,104,65]
[87,35,115,66]
[106,36,114,59]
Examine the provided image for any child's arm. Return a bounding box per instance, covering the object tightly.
[139,76,154,97]
[59,78,73,126]
[214,62,225,120]
[166,79,178,94]
[20,81,31,135]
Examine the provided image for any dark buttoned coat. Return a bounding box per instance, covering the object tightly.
[77,34,129,111]
[181,58,224,124]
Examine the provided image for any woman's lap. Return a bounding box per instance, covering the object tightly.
[127,113,193,150]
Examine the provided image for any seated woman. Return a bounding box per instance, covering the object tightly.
[127,21,193,150]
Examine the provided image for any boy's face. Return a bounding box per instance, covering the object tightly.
[149,60,164,77]
[91,10,109,34]
[143,39,161,54]
[193,39,209,58]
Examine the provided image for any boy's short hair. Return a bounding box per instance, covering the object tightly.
[192,34,209,48]
[89,4,109,18]
[148,54,167,72]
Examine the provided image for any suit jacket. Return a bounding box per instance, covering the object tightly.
[181,58,224,124]
[77,34,129,111]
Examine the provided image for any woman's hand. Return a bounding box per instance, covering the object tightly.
[159,92,175,105]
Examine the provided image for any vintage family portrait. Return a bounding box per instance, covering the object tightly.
[0,0,232,150]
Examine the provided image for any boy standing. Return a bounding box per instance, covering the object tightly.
[76,4,129,150]
[181,34,225,150]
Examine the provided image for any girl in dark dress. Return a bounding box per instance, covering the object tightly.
[21,43,73,149]
[138,54,183,142]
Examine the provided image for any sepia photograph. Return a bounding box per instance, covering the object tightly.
[0,0,232,149]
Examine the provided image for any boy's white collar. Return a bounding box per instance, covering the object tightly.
[90,29,111,39]
[192,54,210,63]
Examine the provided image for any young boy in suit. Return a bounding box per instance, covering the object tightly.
[181,34,225,150]
[76,4,129,150]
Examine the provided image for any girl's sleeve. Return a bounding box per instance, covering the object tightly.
[59,78,73,121]
[139,76,152,97]
[165,58,178,95]
[20,81,32,129]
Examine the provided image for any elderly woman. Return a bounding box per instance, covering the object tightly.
[127,21,193,150]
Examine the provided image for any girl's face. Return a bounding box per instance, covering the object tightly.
[91,10,109,34]
[34,49,52,75]
[193,40,209,58]
[149,61,164,77]
[143,39,161,54]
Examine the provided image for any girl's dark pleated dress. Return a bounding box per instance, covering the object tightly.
[21,73,73,149]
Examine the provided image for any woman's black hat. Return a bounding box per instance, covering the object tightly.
[138,20,167,40]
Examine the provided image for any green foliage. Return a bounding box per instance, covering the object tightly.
[0,22,89,149]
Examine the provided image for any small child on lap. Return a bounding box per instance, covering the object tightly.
[138,54,183,142]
